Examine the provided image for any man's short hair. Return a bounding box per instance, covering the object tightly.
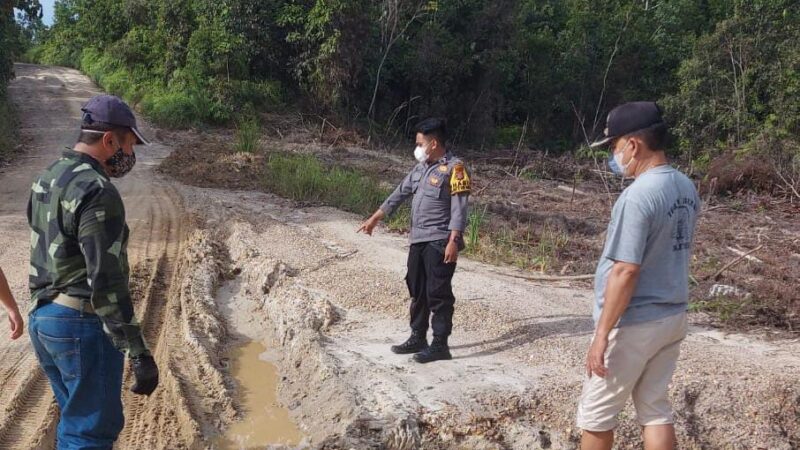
[630,122,668,151]
[415,117,447,145]
[77,120,129,145]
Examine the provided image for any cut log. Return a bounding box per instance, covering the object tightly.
[557,185,588,196]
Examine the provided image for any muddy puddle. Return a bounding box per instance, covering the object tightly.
[214,341,304,449]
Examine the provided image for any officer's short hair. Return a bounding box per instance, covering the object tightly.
[415,118,447,146]
[630,122,668,151]
[77,120,130,145]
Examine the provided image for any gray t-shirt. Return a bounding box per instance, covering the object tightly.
[593,165,700,327]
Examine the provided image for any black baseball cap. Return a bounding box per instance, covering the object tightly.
[590,101,664,147]
[80,95,150,145]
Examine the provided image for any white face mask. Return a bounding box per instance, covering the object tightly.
[611,141,633,177]
[414,145,428,163]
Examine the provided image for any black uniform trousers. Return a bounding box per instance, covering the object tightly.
[406,239,456,338]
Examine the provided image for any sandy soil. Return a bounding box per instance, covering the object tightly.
[0,64,797,450]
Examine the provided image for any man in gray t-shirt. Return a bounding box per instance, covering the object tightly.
[577,102,700,450]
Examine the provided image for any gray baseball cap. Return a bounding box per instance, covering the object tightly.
[80,95,150,145]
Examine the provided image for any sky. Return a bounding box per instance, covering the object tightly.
[40,0,55,26]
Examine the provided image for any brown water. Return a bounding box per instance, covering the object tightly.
[214,341,304,449]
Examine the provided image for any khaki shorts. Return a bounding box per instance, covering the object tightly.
[576,312,688,432]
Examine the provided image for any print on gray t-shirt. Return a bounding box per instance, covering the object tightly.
[593,165,700,327]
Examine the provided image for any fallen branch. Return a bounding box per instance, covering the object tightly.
[511,115,530,177]
[506,272,594,282]
[305,249,359,274]
[473,185,489,196]
[774,167,800,201]
[708,244,764,281]
[726,246,764,264]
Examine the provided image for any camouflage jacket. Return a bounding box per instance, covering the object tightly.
[28,150,149,358]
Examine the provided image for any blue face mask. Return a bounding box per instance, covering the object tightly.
[607,142,631,177]
[608,154,623,176]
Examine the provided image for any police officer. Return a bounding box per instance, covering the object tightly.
[359,118,470,363]
[27,95,159,449]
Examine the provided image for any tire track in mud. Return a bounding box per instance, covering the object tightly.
[0,173,188,450]
[0,366,57,450]
[115,181,197,450]
[0,189,185,450]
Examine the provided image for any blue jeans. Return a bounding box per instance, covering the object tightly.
[29,302,125,450]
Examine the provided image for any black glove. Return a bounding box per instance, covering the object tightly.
[130,354,159,396]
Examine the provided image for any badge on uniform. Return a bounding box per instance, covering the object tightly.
[429,176,441,186]
[438,164,449,173]
[450,163,471,195]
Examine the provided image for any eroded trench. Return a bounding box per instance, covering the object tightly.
[157,187,571,450]
[170,221,427,450]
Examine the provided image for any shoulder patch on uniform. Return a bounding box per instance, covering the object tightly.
[438,164,449,173]
[450,162,471,195]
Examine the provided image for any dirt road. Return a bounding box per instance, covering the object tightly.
[0,64,187,449]
[0,64,797,449]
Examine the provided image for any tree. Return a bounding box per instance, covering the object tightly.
[0,0,42,92]
[664,0,800,162]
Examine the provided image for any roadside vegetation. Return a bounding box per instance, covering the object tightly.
[263,152,410,230]
[0,1,40,160]
[0,98,18,161]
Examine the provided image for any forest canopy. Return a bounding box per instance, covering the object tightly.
[7,1,800,175]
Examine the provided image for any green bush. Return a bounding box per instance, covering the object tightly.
[20,46,43,64]
[385,204,411,232]
[140,90,202,128]
[0,96,18,161]
[234,116,262,153]
[37,28,83,68]
[75,46,230,128]
[492,125,527,148]
[226,79,283,109]
[264,153,390,217]
[81,48,139,100]
[464,206,487,254]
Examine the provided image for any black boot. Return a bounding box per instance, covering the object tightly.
[391,331,428,354]
[412,336,452,363]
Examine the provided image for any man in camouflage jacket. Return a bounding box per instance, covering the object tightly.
[27,95,158,449]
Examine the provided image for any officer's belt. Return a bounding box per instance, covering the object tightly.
[53,293,95,314]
